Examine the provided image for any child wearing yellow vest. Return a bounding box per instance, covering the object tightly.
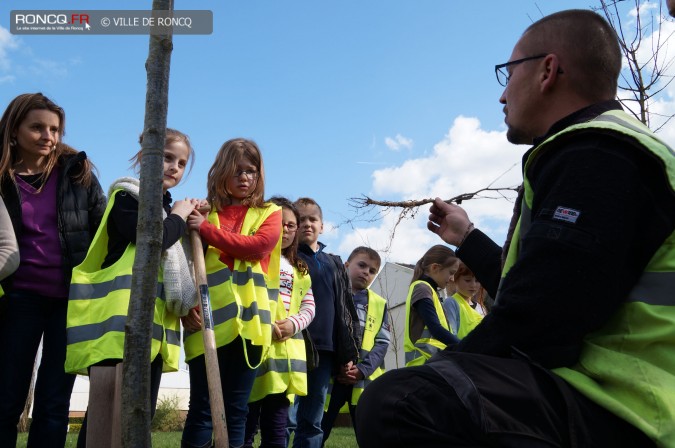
[66,128,198,446]
[404,245,459,366]
[442,261,484,339]
[321,246,390,445]
[181,138,282,448]
[243,197,315,448]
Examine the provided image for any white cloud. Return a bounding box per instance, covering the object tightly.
[384,133,413,151]
[0,26,19,71]
[339,115,523,264]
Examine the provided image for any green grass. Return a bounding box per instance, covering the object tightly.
[16,427,359,447]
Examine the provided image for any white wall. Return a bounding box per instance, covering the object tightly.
[370,262,413,370]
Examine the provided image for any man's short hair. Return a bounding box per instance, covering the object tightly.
[522,9,621,102]
[348,246,382,269]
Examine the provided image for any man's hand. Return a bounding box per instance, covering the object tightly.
[427,197,473,247]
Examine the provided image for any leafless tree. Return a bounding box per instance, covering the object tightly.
[120,0,173,446]
[595,0,675,130]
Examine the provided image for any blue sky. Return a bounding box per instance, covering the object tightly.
[2,0,674,265]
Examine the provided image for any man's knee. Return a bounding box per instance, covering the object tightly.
[356,366,459,447]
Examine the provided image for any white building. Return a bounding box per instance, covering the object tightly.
[370,262,414,371]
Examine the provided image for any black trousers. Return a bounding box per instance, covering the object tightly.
[355,351,654,448]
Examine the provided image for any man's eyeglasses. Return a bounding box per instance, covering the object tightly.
[233,170,259,180]
[495,54,547,87]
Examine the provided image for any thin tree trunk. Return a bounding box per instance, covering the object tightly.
[120,1,173,447]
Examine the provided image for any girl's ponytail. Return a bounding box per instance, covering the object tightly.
[411,245,457,284]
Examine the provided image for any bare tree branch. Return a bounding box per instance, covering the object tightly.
[347,185,519,252]
[595,0,675,128]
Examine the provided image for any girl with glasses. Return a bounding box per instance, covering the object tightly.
[243,196,315,448]
[181,138,282,448]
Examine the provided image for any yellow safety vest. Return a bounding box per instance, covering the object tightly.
[65,189,180,374]
[184,204,281,363]
[451,293,483,339]
[404,280,449,366]
[502,109,675,447]
[249,266,311,403]
[326,289,388,412]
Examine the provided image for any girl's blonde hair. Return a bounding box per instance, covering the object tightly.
[207,138,266,209]
[129,128,195,183]
[411,245,458,284]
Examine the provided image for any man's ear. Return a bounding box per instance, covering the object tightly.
[344,260,350,269]
[540,54,562,93]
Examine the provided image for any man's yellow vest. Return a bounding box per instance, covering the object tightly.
[326,290,388,412]
[502,110,675,447]
[451,293,483,339]
[65,189,180,374]
[184,204,281,363]
[248,265,311,403]
[404,280,450,366]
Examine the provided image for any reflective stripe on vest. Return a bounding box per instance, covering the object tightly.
[350,291,387,403]
[248,266,311,403]
[327,290,388,411]
[65,189,180,375]
[404,280,449,366]
[502,109,675,445]
[184,203,282,362]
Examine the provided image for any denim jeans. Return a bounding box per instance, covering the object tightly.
[291,351,333,448]
[0,291,76,448]
[182,337,262,448]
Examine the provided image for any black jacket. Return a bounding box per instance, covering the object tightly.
[455,101,675,368]
[325,252,361,368]
[1,151,106,287]
[298,243,360,370]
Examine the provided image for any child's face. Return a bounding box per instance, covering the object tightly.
[226,157,258,204]
[296,204,323,246]
[456,275,479,300]
[162,140,189,192]
[346,253,380,291]
[281,207,298,250]
[428,261,459,290]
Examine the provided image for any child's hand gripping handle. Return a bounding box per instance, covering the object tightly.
[190,229,228,448]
